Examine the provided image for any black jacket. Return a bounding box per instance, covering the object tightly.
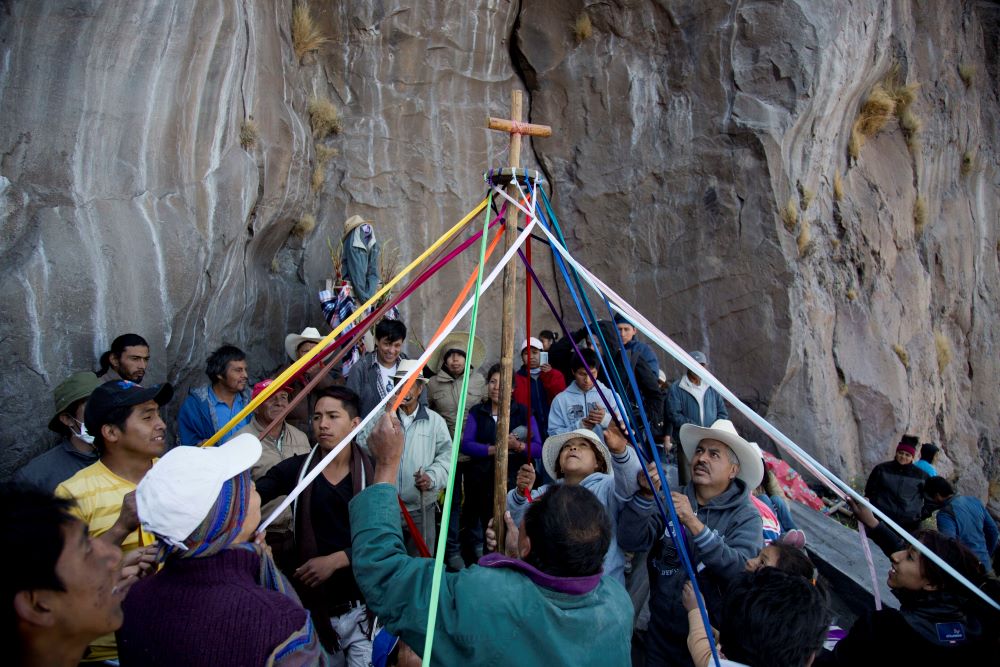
[864,459,928,528]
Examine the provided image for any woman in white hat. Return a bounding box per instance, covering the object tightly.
[505,423,642,584]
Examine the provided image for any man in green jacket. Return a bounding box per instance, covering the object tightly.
[351,413,633,665]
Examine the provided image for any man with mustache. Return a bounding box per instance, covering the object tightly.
[618,419,763,667]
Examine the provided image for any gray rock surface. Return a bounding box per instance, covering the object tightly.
[1,1,998,512]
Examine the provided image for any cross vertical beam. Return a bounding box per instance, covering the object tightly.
[485,89,551,547]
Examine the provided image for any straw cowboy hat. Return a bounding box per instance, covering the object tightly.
[391,359,428,383]
[680,419,764,489]
[542,429,614,481]
[343,214,372,239]
[427,331,486,373]
[284,327,324,361]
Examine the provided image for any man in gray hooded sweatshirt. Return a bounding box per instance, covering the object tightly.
[618,419,763,667]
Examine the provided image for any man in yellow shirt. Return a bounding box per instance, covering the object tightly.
[55,379,172,662]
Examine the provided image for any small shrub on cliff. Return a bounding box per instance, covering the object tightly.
[240,119,259,150]
[958,63,975,88]
[311,144,339,193]
[292,4,329,62]
[293,213,317,239]
[309,97,343,139]
[780,197,798,231]
[892,343,910,369]
[913,196,927,235]
[574,13,592,43]
[796,219,812,256]
[935,332,952,374]
[849,84,895,158]
[832,171,844,201]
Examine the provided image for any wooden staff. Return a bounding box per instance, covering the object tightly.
[486,89,551,546]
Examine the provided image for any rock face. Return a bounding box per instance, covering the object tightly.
[1,1,998,509]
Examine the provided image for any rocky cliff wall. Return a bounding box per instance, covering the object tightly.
[1,0,997,509]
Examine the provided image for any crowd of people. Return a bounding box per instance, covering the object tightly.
[6,217,1000,666]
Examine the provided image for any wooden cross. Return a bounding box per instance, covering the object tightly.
[486,90,552,547]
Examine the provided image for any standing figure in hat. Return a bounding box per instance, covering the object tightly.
[284,326,340,437]
[506,421,641,584]
[513,337,566,440]
[664,351,729,447]
[864,435,930,534]
[320,215,396,378]
[15,371,101,492]
[618,418,764,667]
[357,360,452,556]
[426,331,487,570]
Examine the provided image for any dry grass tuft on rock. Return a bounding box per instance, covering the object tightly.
[309,97,343,139]
[833,172,844,201]
[311,165,325,192]
[292,4,329,62]
[573,13,592,43]
[892,343,910,369]
[935,332,952,374]
[780,197,798,231]
[240,119,258,150]
[798,184,814,211]
[961,151,974,176]
[797,219,812,256]
[293,213,317,239]
[849,84,896,158]
[914,196,927,235]
[846,287,857,301]
[958,63,975,88]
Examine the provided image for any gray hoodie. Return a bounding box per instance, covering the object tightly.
[618,478,762,667]
[507,445,641,585]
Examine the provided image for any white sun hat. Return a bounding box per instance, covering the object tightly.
[541,428,614,481]
[136,433,263,549]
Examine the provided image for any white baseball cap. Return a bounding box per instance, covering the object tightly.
[520,337,543,353]
[136,433,263,549]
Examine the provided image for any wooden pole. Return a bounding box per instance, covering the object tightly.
[491,89,525,549]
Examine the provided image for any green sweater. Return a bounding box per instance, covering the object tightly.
[350,484,634,665]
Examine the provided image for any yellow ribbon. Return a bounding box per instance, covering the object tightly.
[199,197,489,448]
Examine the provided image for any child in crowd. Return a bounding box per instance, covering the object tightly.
[547,348,622,443]
[507,423,640,583]
[685,542,819,666]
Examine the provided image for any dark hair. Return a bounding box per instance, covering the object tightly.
[313,386,361,420]
[920,443,939,463]
[523,484,610,578]
[205,345,246,383]
[442,348,466,368]
[914,530,985,593]
[92,403,137,455]
[768,542,816,580]
[719,568,831,667]
[539,330,556,342]
[569,348,598,374]
[95,333,149,376]
[374,319,406,343]
[52,397,88,439]
[2,484,77,654]
[924,476,954,499]
[485,363,501,382]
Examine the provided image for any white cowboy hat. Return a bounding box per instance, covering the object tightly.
[680,419,764,489]
[391,358,428,383]
[343,214,372,239]
[542,428,614,481]
[427,331,486,373]
[284,327,324,361]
